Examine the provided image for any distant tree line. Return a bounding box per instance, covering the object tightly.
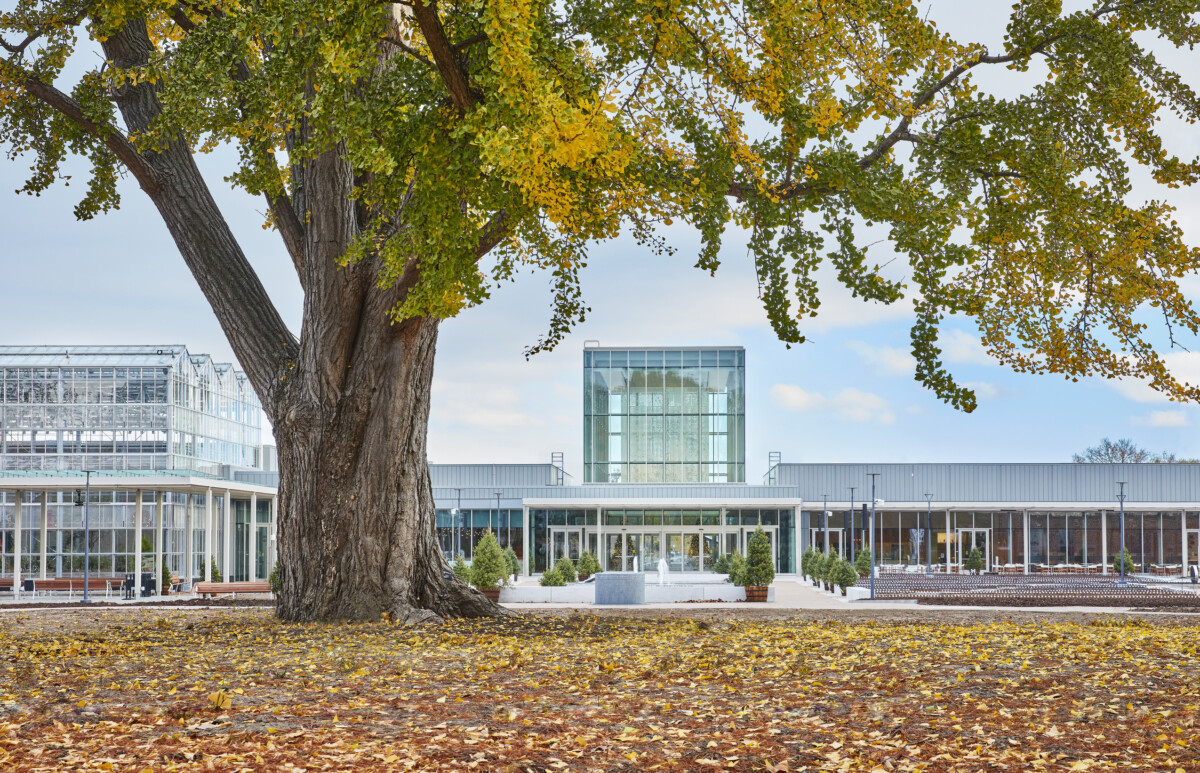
[1073,438,1197,464]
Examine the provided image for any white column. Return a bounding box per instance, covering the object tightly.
[39,494,48,580]
[204,488,214,582]
[134,490,143,598]
[1023,509,1031,575]
[1101,509,1108,574]
[155,491,164,594]
[521,505,530,576]
[223,491,233,582]
[267,495,278,571]
[13,490,22,598]
[184,494,194,588]
[944,510,951,572]
[248,492,258,581]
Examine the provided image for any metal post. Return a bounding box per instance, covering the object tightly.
[39,493,48,580]
[134,489,144,598]
[204,488,214,582]
[848,487,856,560]
[822,494,828,555]
[925,494,934,576]
[868,473,880,599]
[1117,481,1128,585]
[496,492,503,547]
[13,490,22,599]
[453,488,462,559]
[82,471,92,604]
[156,491,164,595]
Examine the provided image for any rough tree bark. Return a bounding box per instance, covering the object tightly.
[90,18,504,622]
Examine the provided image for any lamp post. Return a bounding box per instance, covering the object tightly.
[822,494,829,555]
[495,492,502,547]
[848,486,856,560]
[1117,481,1128,586]
[453,488,462,559]
[867,473,880,599]
[924,493,934,577]
[80,470,93,604]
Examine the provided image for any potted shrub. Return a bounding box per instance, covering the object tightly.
[743,528,775,602]
[963,547,984,575]
[800,548,814,583]
[577,550,601,581]
[832,557,858,596]
[451,554,471,583]
[539,566,565,586]
[712,553,731,575]
[553,555,578,583]
[210,557,223,584]
[268,560,281,596]
[729,552,748,587]
[469,531,506,602]
[854,548,871,578]
[161,556,173,596]
[503,546,520,583]
[819,552,836,591]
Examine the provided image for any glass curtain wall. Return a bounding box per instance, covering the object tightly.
[436,509,524,562]
[583,348,745,483]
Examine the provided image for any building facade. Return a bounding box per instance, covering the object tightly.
[583,346,745,483]
[0,346,276,590]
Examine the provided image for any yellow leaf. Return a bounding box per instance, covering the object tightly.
[208,689,232,711]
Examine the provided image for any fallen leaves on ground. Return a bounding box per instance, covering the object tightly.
[1,609,1199,771]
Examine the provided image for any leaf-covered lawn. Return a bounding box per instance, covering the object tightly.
[2,609,1199,771]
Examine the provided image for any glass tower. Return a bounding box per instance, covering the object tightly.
[583,347,745,483]
[0,345,262,475]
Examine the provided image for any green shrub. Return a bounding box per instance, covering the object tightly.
[729,552,748,586]
[268,560,281,595]
[539,567,565,586]
[963,547,984,574]
[744,528,775,587]
[452,554,471,583]
[854,548,871,577]
[469,531,506,589]
[577,551,601,576]
[553,555,577,583]
[1112,547,1135,575]
[814,551,834,583]
[503,546,520,580]
[210,557,223,584]
[800,549,814,580]
[712,553,731,574]
[831,558,858,594]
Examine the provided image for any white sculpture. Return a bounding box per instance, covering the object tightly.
[657,558,669,585]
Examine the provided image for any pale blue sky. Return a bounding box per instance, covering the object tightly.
[3,3,1199,480]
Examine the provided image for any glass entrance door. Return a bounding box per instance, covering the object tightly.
[810,528,843,556]
[956,529,990,571]
[551,528,583,566]
[1186,531,1200,578]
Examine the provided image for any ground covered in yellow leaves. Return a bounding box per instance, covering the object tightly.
[2,608,1199,771]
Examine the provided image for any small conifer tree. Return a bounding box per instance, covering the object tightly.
[452,554,471,583]
[503,546,520,580]
[712,553,731,574]
[469,531,506,589]
[1112,547,1135,575]
[268,560,282,595]
[963,547,984,574]
[539,566,566,586]
[801,548,814,581]
[210,557,223,584]
[553,555,577,583]
[744,528,775,587]
[729,552,748,586]
[832,558,858,595]
[854,548,871,577]
[160,556,172,596]
[577,551,601,577]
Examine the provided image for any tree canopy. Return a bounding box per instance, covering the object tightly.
[3,0,1200,413]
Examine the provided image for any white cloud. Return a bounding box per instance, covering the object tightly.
[846,341,914,376]
[1109,351,1200,405]
[770,384,895,424]
[941,329,995,366]
[963,381,1022,401]
[1130,410,1189,428]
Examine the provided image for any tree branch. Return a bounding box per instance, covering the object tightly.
[410,0,475,112]
[0,58,161,195]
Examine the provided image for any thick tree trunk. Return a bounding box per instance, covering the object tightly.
[273,315,502,623]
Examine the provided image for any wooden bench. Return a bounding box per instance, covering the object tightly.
[193,581,272,598]
[30,577,121,598]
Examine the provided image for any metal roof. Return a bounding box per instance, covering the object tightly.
[0,345,188,368]
[768,462,1200,505]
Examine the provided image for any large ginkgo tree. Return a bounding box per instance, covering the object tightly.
[2,0,1198,621]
